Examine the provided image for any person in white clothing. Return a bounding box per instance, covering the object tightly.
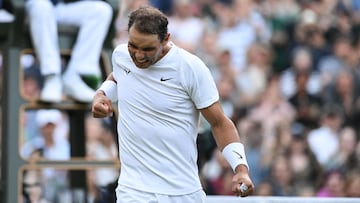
[25,0,113,103]
[307,103,343,166]
[92,6,254,203]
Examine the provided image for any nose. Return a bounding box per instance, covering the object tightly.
[134,50,145,60]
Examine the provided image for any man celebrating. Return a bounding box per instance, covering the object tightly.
[92,6,254,202]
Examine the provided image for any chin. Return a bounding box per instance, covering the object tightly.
[136,64,150,69]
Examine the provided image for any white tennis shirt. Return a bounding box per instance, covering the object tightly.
[112,43,219,195]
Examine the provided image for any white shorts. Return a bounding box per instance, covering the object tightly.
[116,185,206,203]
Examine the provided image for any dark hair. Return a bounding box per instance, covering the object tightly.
[128,6,168,42]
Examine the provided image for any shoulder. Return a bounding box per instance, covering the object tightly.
[112,43,131,64]
[113,43,129,57]
[175,46,206,69]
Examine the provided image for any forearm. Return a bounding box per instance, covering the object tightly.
[212,117,249,172]
[211,116,241,151]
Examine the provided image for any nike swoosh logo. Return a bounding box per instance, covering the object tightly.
[233,150,243,159]
[160,77,172,82]
[123,68,131,74]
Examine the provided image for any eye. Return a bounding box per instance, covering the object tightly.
[142,47,155,52]
[128,43,137,50]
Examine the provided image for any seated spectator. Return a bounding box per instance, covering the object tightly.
[33,109,70,160]
[21,109,70,160]
[280,46,322,99]
[268,154,296,196]
[244,74,296,139]
[345,170,360,197]
[113,0,150,47]
[288,70,323,129]
[201,149,234,196]
[287,123,322,195]
[234,42,271,109]
[322,69,360,135]
[215,0,271,72]
[167,0,206,53]
[25,0,113,103]
[22,169,50,203]
[307,103,343,166]
[85,115,119,203]
[316,169,346,197]
[325,126,358,172]
[22,64,42,101]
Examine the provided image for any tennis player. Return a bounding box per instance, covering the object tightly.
[92,6,254,203]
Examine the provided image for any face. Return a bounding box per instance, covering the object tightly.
[128,26,169,69]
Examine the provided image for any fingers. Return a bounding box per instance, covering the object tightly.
[93,103,113,118]
[239,183,248,193]
[92,96,114,118]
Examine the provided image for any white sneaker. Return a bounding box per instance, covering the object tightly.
[40,74,62,103]
[0,9,15,23]
[62,72,96,103]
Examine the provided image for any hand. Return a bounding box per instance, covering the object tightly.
[232,164,254,197]
[92,91,114,118]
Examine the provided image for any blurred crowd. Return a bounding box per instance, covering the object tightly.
[134,0,360,198]
[2,0,360,201]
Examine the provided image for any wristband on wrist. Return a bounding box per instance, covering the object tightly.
[222,142,249,172]
[97,80,117,102]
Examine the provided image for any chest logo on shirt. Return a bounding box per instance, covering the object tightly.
[123,68,131,75]
[160,77,172,82]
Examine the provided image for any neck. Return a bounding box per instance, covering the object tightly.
[160,42,172,58]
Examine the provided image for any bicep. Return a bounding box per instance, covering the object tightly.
[200,101,225,127]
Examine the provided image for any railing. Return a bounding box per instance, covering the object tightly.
[206,196,360,203]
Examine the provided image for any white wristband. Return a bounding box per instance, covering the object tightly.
[98,80,117,102]
[222,142,249,172]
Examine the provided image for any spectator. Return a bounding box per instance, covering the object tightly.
[345,170,360,197]
[317,35,355,88]
[234,42,272,109]
[22,64,42,101]
[279,46,322,99]
[149,0,173,15]
[33,109,70,160]
[22,169,50,203]
[287,123,322,195]
[288,70,323,129]
[261,0,300,72]
[215,0,271,72]
[244,74,296,139]
[25,109,71,202]
[322,69,360,135]
[238,120,268,187]
[307,103,343,166]
[254,180,273,196]
[167,0,206,53]
[85,115,119,203]
[201,149,233,195]
[325,126,358,172]
[268,154,296,196]
[25,0,113,103]
[316,169,346,197]
[113,0,150,46]
[21,109,70,160]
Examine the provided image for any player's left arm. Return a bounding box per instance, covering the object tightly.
[200,101,255,197]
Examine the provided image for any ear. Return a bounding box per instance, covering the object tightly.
[163,33,170,44]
